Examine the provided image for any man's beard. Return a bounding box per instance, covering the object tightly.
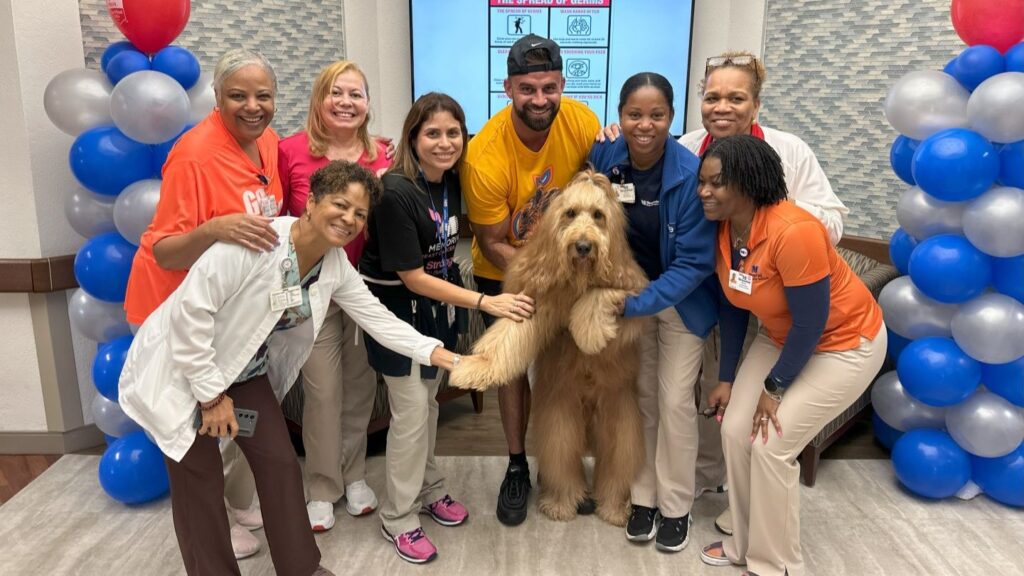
[515,101,559,132]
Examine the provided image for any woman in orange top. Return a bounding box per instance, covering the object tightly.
[123,48,282,559]
[696,135,886,576]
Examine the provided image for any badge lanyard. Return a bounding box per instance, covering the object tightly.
[269,236,302,312]
[421,171,449,281]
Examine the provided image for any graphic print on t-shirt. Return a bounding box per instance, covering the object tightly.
[241,187,277,216]
[511,165,558,242]
[425,207,460,278]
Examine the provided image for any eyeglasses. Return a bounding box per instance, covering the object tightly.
[705,55,760,84]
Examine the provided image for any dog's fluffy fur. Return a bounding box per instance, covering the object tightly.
[450,170,648,526]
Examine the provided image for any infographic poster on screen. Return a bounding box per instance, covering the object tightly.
[411,0,695,134]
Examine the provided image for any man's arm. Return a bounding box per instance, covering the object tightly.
[471,218,518,272]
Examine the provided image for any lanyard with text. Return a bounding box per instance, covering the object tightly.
[421,171,449,281]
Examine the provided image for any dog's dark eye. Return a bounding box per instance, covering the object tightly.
[592,210,604,221]
[565,209,577,219]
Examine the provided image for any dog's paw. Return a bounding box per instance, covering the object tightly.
[538,494,578,522]
[569,289,624,355]
[448,355,495,391]
[595,499,631,527]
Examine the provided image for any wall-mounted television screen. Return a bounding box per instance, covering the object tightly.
[410,0,696,135]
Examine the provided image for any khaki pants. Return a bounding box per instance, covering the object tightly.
[379,372,447,534]
[301,304,378,503]
[721,326,886,576]
[630,307,705,518]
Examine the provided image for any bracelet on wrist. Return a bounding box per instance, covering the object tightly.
[201,393,226,411]
[476,293,485,310]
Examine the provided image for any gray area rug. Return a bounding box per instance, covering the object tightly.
[0,456,1020,575]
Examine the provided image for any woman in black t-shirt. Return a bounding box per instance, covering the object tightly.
[359,93,534,563]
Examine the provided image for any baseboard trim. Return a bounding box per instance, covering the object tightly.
[0,425,105,454]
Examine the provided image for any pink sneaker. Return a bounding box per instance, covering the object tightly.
[381,525,437,564]
[420,494,469,526]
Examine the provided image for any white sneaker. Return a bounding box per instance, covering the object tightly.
[231,524,260,559]
[344,480,379,516]
[229,501,263,531]
[307,500,336,532]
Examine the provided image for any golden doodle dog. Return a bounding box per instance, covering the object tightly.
[451,170,648,526]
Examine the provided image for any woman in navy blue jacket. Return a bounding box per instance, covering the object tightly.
[588,72,717,553]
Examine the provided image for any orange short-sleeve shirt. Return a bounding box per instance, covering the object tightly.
[715,201,882,351]
[123,111,282,325]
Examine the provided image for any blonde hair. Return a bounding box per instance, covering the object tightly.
[305,60,377,161]
[699,50,767,100]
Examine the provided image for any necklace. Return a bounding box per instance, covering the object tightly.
[731,219,752,250]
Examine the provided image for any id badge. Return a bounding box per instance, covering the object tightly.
[447,303,456,327]
[612,183,636,204]
[260,195,279,217]
[728,270,753,295]
[270,285,302,311]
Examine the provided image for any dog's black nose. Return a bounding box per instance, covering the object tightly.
[575,240,592,257]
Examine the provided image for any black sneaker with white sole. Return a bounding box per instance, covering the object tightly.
[496,463,531,526]
[655,514,692,552]
[625,504,660,542]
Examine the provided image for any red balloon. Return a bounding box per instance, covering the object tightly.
[951,0,1024,53]
[106,0,191,54]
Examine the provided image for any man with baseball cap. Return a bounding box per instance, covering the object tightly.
[461,34,600,526]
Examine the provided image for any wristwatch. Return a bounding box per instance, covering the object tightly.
[763,374,785,403]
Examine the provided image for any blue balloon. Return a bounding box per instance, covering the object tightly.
[897,337,981,407]
[947,45,1005,91]
[151,124,193,177]
[887,328,912,363]
[1005,42,1024,73]
[912,129,999,202]
[981,358,1024,407]
[92,335,134,402]
[872,412,904,451]
[908,235,992,303]
[105,50,152,86]
[893,429,971,499]
[972,443,1024,507]
[889,227,918,276]
[73,232,137,302]
[104,434,118,445]
[889,136,919,185]
[101,41,141,73]
[98,431,169,505]
[998,140,1024,188]
[69,125,153,196]
[992,255,1024,303]
[943,56,957,76]
[151,46,201,90]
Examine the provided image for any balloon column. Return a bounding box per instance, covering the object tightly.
[43,0,206,505]
[876,0,1024,508]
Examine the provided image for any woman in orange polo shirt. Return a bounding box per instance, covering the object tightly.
[695,135,886,576]
[123,48,282,559]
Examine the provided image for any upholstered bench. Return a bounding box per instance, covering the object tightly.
[797,246,898,486]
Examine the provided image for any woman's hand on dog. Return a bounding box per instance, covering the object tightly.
[481,292,535,322]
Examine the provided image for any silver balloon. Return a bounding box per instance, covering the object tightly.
[946,390,1024,458]
[951,293,1024,364]
[871,370,948,432]
[896,185,966,240]
[187,71,216,124]
[68,288,131,342]
[43,68,113,136]
[963,186,1024,258]
[967,72,1024,144]
[114,179,162,245]
[64,185,116,238]
[884,70,970,140]
[878,276,960,339]
[91,393,142,438]
[110,70,190,144]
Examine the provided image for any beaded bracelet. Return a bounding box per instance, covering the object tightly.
[200,393,226,412]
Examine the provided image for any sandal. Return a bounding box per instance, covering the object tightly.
[700,541,734,567]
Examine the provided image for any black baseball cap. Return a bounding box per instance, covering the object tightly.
[507,34,562,76]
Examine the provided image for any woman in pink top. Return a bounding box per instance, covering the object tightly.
[278,60,391,532]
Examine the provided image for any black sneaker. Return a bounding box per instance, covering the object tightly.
[496,463,531,526]
[625,505,659,542]
[655,514,692,552]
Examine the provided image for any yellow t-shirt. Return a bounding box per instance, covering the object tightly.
[461,97,600,281]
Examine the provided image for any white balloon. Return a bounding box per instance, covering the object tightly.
[946,390,1024,458]
[896,185,966,240]
[884,71,970,140]
[110,70,190,144]
[91,393,141,438]
[68,288,131,342]
[871,371,948,432]
[114,179,162,245]
[967,72,1024,144]
[64,185,116,239]
[878,276,960,339]
[963,186,1024,257]
[43,68,113,136]
[951,293,1024,364]
[187,71,216,124]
